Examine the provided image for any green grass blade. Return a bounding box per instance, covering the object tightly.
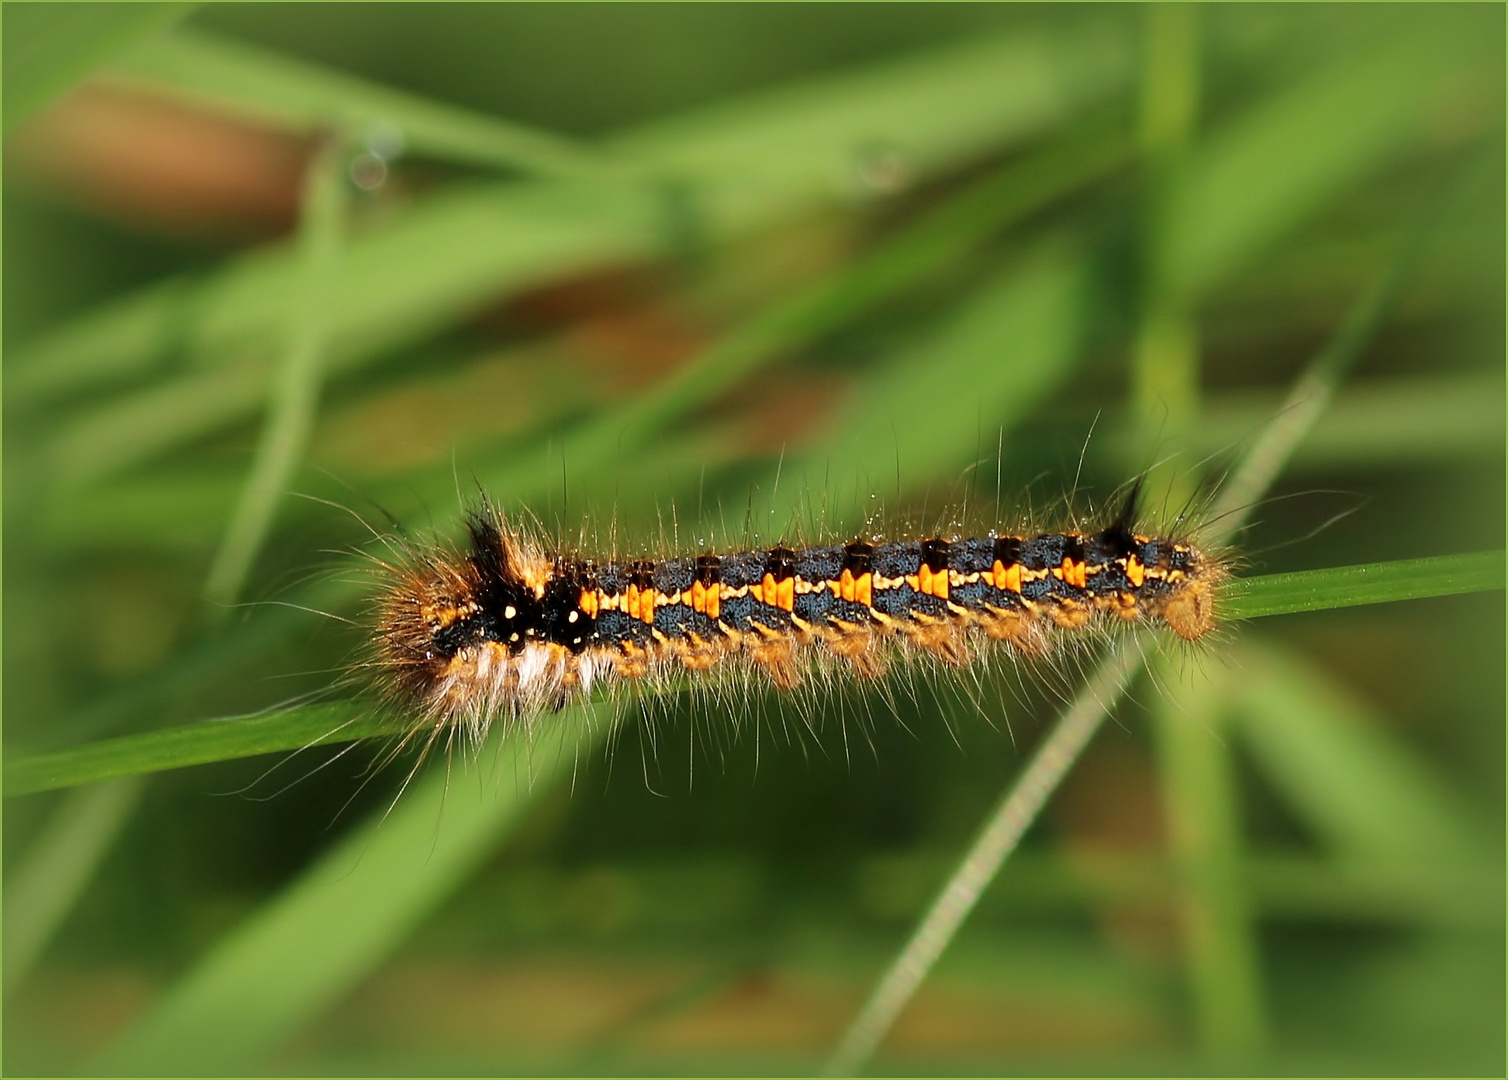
[1207,161,1476,537]
[1169,22,1481,301]
[1178,374,1506,470]
[2,2,194,133]
[1220,551,1505,621]
[2,777,146,995]
[614,24,1131,231]
[4,703,389,798]
[1233,639,1491,864]
[108,26,604,177]
[1132,6,1265,1060]
[34,180,664,486]
[541,122,1128,476]
[93,707,609,1075]
[823,641,1144,1077]
[795,240,1091,512]
[1147,661,1267,1058]
[7,552,1501,799]
[204,133,348,608]
[13,22,1129,413]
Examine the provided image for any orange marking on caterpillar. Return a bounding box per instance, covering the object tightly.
[993,561,1023,593]
[918,564,949,599]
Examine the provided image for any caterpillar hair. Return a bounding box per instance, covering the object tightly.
[360,483,1227,754]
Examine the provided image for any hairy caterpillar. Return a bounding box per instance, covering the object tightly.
[365,487,1225,744]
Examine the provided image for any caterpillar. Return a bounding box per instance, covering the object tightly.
[367,488,1225,741]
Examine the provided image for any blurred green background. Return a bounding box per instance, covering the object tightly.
[3,3,1503,1075]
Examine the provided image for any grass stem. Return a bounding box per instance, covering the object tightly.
[821,642,1142,1077]
[203,131,348,610]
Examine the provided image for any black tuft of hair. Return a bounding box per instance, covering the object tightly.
[1113,476,1144,533]
[1090,477,1144,556]
[465,509,514,586]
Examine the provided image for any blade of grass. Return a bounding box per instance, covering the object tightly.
[1207,157,1477,535]
[542,119,1128,476]
[1132,1,1200,441]
[1233,638,1491,864]
[822,641,1144,1077]
[2,2,194,133]
[35,180,665,486]
[1,776,146,995]
[612,23,1132,232]
[94,705,612,1075]
[107,26,604,178]
[13,21,1131,410]
[204,130,348,608]
[4,702,389,798]
[1221,551,1504,620]
[1168,18,1480,302]
[788,239,1091,519]
[6,553,1500,795]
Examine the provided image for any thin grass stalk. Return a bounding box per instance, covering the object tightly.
[821,642,1142,1077]
[1207,156,1476,539]
[203,131,348,609]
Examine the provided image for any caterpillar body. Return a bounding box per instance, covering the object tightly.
[371,493,1225,737]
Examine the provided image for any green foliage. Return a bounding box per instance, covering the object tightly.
[1221,551,1505,622]
[1,2,194,132]
[3,5,1502,1076]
